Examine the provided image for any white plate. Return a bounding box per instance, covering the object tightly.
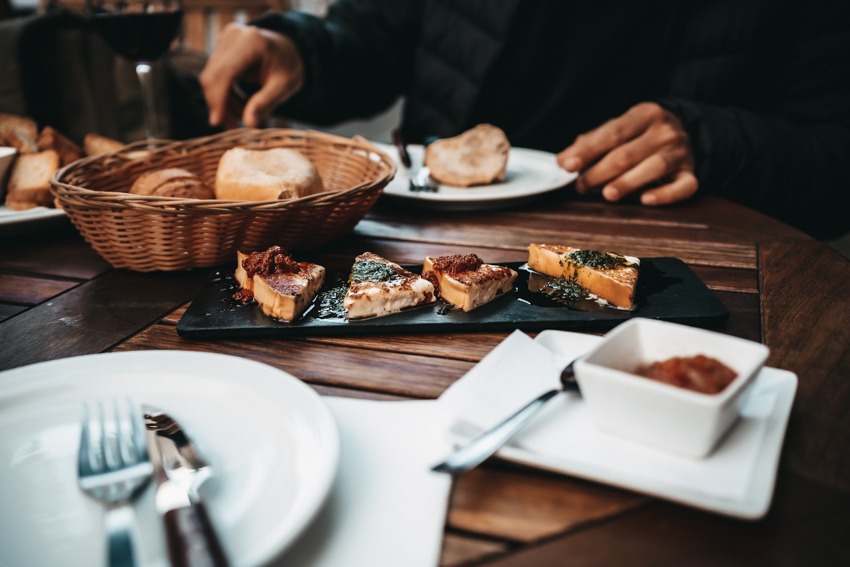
[0,351,340,567]
[442,331,797,519]
[373,142,577,211]
[0,205,67,233]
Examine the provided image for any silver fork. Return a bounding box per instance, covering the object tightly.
[78,398,154,567]
[392,128,440,192]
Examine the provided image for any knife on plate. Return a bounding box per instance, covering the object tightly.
[144,407,229,567]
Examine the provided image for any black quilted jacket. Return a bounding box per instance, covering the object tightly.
[255,0,850,239]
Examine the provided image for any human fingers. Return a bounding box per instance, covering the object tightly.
[242,74,292,128]
[240,30,305,127]
[557,102,661,173]
[638,170,699,206]
[596,136,692,201]
[577,106,692,196]
[199,23,265,126]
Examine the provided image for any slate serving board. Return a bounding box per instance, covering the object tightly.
[177,258,729,339]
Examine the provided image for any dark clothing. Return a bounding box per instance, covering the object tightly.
[254,0,850,239]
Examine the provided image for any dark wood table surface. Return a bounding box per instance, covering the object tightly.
[2,192,849,566]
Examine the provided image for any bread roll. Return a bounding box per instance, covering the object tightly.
[129,168,214,199]
[215,147,324,201]
[83,133,124,156]
[424,124,510,187]
[5,150,60,210]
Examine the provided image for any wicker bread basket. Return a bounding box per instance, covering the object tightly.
[51,129,396,271]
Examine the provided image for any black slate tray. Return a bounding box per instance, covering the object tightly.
[177,258,728,339]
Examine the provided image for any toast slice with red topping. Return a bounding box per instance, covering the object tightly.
[422,254,517,311]
[235,246,325,321]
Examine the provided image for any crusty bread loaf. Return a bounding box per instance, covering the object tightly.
[5,150,60,210]
[37,126,83,166]
[215,147,324,201]
[424,124,510,187]
[129,168,214,199]
[0,113,38,154]
[83,133,124,156]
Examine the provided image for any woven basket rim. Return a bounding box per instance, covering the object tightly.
[49,128,397,209]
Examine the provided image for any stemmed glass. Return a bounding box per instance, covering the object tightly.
[87,0,184,142]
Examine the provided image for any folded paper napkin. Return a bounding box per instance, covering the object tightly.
[280,398,453,567]
[438,330,779,502]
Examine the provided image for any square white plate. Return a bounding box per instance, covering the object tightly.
[441,330,797,519]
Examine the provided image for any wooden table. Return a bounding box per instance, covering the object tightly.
[2,192,849,566]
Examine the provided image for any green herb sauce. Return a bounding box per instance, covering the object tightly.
[316,284,348,319]
[567,250,627,271]
[540,277,591,303]
[351,260,402,283]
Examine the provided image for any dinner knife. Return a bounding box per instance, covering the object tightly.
[144,407,229,567]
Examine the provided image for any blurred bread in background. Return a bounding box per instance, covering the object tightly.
[0,113,38,153]
[1,111,137,210]
[37,126,83,166]
[83,133,125,157]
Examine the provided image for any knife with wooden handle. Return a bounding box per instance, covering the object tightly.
[144,407,229,567]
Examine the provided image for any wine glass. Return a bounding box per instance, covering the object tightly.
[87,0,184,142]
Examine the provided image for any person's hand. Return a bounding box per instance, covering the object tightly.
[556,102,697,206]
[199,23,305,129]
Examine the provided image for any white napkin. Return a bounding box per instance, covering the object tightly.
[279,398,453,567]
[438,330,779,502]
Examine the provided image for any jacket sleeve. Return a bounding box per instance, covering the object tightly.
[251,0,420,125]
[661,2,850,240]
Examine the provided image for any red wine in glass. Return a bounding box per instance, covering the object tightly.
[88,1,184,141]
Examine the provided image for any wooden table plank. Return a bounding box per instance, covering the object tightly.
[477,473,850,566]
[760,241,850,491]
[115,323,471,399]
[447,464,647,543]
[0,232,111,280]
[0,274,79,306]
[0,270,209,370]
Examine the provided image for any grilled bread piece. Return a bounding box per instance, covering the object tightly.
[527,243,640,309]
[422,254,517,311]
[253,264,325,321]
[424,124,510,187]
[344,252,436,319]
[235,246,325,321]
[235,251,253,291]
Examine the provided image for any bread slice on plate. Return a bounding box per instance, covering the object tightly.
[234,246,325,321]
[344,252,436,319]
[5,149,60,210]
[424,124,510,187]
[422,254,517,311]
[527,243,640,309]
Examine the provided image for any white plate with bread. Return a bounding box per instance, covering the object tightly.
[374,141,576,211]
